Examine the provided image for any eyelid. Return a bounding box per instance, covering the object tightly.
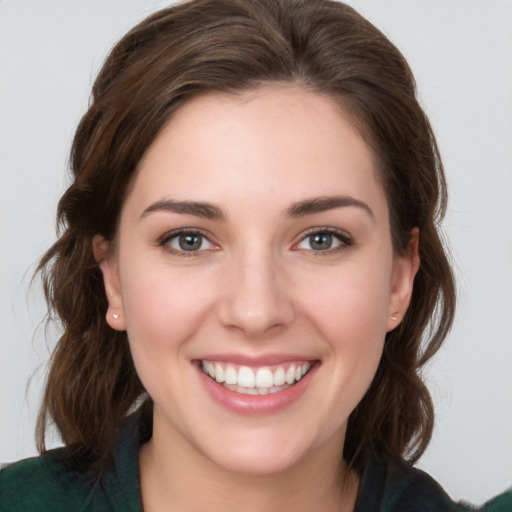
[292,227,353,253]
[158,228,219,256]
[157,226,352,256]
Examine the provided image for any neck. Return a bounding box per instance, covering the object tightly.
[139,417,359,512]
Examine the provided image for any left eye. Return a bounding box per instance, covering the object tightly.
[164,232,214,253]
[296,231,348,252]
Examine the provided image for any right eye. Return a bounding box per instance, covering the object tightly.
[160,230,216,255]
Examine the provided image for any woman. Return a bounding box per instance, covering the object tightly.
[1,1,510,511]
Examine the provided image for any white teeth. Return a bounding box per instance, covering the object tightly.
[273,367,286,386]
[238,366,255,388]
[214,363,225,383]
[201,361,313,392]
[224,383,291,395]
[225,365,237,385]
[255,368,273,388]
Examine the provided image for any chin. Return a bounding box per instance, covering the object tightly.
[207,445,306,476]
[195,425,328,476]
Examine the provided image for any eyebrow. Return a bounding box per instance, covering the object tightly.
[140,195,374,222]
[140,199,225,221]
[286,195,375,220]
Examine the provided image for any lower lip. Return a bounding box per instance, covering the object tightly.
[196,363,317,416]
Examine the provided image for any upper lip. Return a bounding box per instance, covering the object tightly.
[194,353,318,367]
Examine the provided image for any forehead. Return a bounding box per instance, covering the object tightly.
[127,86,387,221]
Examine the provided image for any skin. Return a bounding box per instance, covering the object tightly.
[94,86,419,512]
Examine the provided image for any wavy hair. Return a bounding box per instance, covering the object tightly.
[37,0,455,475]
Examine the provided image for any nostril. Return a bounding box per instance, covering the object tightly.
[216,256,296,333]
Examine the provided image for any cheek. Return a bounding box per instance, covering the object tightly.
[301,260,392,340]
[119,260,218,362]
[298,257,392,390]
[320,284,388,382]
[118,261,222,414]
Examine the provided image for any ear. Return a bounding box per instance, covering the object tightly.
[386,228,420,332]
[92,235,126,331]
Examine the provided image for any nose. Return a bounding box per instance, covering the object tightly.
[217,248,295,336]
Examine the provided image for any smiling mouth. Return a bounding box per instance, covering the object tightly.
[199,360,314,395]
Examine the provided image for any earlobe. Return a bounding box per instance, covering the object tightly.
[386,228,420,332]
[92,235,126,331]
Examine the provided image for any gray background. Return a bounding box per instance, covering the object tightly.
[1,0,511,504]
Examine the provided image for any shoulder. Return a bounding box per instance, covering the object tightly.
[387,461,512,512]
[0,410,147,512]
[356,454,510,512]
[0,448,101,511]
[479,491,512,512]
[379,458,468,511]
[0,448,114,512]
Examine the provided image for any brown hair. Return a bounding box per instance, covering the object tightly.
[37,0,455,475]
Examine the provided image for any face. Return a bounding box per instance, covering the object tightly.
[96,87,418,476]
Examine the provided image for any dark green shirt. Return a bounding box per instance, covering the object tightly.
[1,414,510,511]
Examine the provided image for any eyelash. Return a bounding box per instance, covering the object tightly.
[158,228,217,257]
[293,227,353,255]
[157,227,353,257]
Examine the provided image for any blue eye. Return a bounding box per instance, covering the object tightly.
[162,231,215,254]
[296,230,351,252]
